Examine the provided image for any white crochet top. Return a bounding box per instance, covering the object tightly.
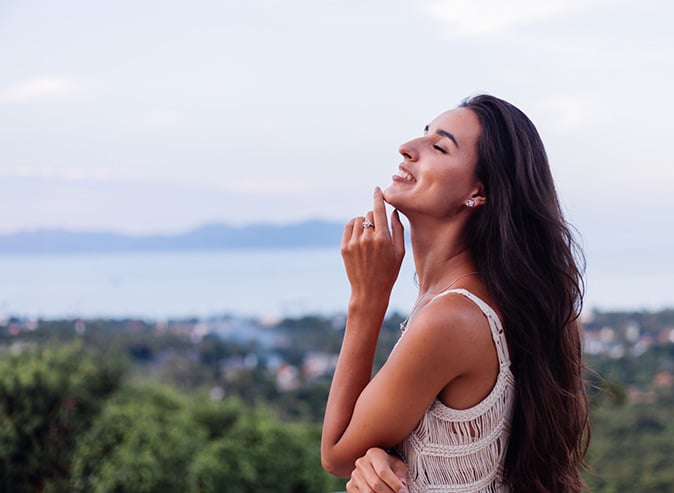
[395,289,515,493]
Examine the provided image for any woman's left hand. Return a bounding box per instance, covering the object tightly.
[341,187,405,308]
[346,448,408,493]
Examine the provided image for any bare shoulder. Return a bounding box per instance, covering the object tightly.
[415,290,493,338]
[400,290,496,375]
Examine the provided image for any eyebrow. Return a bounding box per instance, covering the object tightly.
[424,125,460,149]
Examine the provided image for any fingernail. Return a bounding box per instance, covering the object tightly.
[399,488,409,493]
[374,186,381,194]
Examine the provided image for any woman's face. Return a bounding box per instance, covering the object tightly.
[383,107,482,220]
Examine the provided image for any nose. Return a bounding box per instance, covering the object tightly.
[399,138,419,161]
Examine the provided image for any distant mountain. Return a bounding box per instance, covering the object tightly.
[0,220,345,254]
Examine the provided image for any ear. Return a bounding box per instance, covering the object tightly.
[469,182,486,208]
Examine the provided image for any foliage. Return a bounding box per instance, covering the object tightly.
[68,384,203,493]
[587,343,674,390]
[586,392,674,492]
[0,330,345,492]
[67,387,341,493]
[188,403,333,493]
[0,342,123,492]
[3,311,674,491]
[585,341,674,492]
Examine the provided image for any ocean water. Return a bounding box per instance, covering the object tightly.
[0,248,417,320]
[0,247,671,320]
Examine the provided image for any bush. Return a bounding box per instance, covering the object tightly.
[0,343,123,492]
[69,384,202,493]
[188,407,328,493]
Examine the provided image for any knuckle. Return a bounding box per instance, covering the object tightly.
[371,478,386,490]
[374,462,388,476]
[373,235,388,247]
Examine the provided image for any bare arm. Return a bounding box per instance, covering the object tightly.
[321,187,405,475]
[321,188,487,476]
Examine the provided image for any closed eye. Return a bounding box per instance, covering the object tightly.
[433,144,447,154]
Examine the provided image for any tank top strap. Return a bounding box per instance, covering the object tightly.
[431,288,511,367]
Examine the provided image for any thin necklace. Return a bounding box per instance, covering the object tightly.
[399,271,480,333]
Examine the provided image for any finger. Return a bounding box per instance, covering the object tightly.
[360,463,398,493]
[390,209,405,256]
[390,455,409,479]
[346,477,359,493]
[363,211,375,232]
[351,216,366,242]
[372,187,390,236]
[362,449,406,493]
[343,218,356,248]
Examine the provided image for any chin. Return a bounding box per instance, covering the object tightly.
[383,187,414,218]
[383,186,407,211]
[382,185,396,204]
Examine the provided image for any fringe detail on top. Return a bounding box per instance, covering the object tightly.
[395,289,516,493]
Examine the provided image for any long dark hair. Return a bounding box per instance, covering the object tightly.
[460,94,590,492]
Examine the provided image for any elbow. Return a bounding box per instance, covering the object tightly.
[321,447,352,478]
[320,455,340,477]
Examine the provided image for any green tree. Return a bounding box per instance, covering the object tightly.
[69,388,342,493]
[68,384,203,493]
[586,396,674,492]
[187,402,339,493]
[0,342,123,492]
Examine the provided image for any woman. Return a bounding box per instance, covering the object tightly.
[321,94,589,492]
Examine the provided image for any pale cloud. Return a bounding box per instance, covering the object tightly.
[0,76,80,104]
[0,166,309,197]
[424,0,610,37]
[0,165,114,181]
[60,167,116,181]
[217,178,310,197]
[0,165,55,179]
[144,110,182,125]
[529,94,617,133]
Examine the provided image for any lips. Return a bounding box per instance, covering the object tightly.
[395,165,415,182]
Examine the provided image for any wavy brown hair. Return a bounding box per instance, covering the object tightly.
[460,94,590,492]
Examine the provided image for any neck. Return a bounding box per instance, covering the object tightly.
[407,215,477,294]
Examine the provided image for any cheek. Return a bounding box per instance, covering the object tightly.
[427,171,459,193]
[426,172,473,207]
[424,181,456,212]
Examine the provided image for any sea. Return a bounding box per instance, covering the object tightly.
[0,247,672,320]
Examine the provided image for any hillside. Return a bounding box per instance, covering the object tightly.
[0,220,344,254]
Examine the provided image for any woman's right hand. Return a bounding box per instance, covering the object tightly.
[341,187,405,308]
[345,448,408,493]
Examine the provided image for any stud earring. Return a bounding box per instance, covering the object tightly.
[465,199,475,208]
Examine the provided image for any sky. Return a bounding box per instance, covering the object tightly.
[0,0,673,309]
